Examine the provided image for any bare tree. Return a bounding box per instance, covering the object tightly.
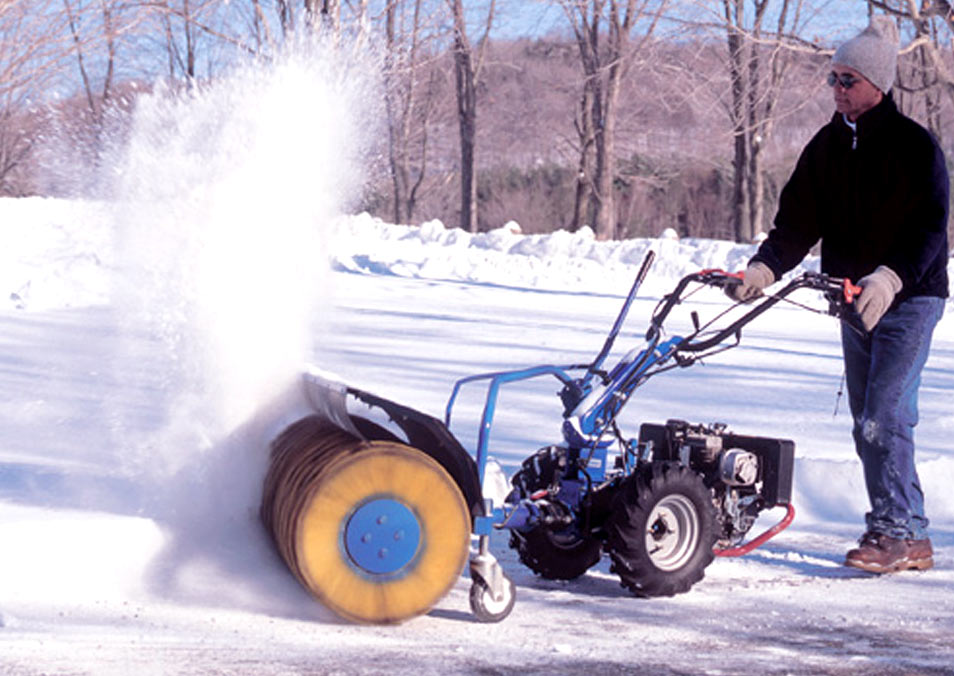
[58,0,155,179]
[145,1,255,80]
[560,0,670,240]
[447,0,495,233]
[868,0,954,142]
[63,0,119,133]
[306,0,340,34]
[383,0,445,224]
[703,0,824,242]
[272,0,297,38]
[0,1,72,194]
[149,1,198,80]
[570,63,596,233]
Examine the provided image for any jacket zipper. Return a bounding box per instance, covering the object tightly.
[843,114,858,150]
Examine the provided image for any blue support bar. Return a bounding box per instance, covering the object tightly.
[446,365,577,486]
[473,514,499,536]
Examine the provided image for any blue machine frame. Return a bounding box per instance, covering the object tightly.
[443,252,663,536]
[443,254,863,544]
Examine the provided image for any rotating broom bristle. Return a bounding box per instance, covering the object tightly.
[261,415,471,624]
[261,416,361,589]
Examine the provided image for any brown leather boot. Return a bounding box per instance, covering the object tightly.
[845,532,934,573]
[907,537,935,567]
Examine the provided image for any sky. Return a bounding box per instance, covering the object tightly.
[494,0,874,42]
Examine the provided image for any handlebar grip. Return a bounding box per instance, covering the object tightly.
[698,268,744,278]
[697,269,744,288]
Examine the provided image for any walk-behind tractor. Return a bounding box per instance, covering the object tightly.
[260,253,863,624]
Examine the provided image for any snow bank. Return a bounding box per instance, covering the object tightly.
[10,198,954,316]
[329,212,793,297]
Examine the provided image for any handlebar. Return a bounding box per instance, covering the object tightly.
[698,268,860,303]
[649,269,864,355]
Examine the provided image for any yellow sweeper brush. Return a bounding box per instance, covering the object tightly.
[260,373,482,624]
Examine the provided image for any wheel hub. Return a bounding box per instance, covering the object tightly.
[645,494,700,571]
[344,497,422,576]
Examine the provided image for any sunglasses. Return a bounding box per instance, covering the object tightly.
[827,72,860,89]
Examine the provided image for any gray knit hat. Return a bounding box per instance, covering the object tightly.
[832,16,899,93]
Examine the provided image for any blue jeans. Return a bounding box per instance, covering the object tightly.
[840,296,945,540]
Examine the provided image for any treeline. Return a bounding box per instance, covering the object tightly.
[2,1,953,241]
[360,35,833,241]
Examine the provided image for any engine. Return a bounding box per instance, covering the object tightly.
[636,420,795,547]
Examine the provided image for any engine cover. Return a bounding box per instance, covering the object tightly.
[637,420,795,507]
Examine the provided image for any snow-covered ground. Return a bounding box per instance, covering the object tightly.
[2,46,954,675]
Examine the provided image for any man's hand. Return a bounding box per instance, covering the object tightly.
[855,266,902,331]
[726,261,775,302]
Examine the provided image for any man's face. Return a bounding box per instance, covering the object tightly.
[830,65,883,122]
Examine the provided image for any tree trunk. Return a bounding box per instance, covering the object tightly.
[452,39,478,232]
[724,0,750,243]
[384,0,431,225]
[305,0,339,33]
[747,137,763,240]
[448,0,493,233]
[595,0,631,240]
[589,70,611,239]
[564,0,667,240]
[276,0,293,37]
[385,2,406,224]
[571,81,596,232]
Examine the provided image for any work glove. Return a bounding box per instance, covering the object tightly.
[855,265,902,331]
[726,261,775,302]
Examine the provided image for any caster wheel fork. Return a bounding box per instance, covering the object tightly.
[468,533,516,623]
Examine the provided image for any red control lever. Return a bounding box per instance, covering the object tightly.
[843,279,863,303]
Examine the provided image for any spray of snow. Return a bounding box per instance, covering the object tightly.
[110,41,378,468]
[89,39,382,608]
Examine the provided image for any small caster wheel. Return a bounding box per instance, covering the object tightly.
[469,573,516,623]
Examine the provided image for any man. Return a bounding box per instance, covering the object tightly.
[729,17,949,573]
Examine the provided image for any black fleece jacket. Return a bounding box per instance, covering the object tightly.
[752,94,949,304]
